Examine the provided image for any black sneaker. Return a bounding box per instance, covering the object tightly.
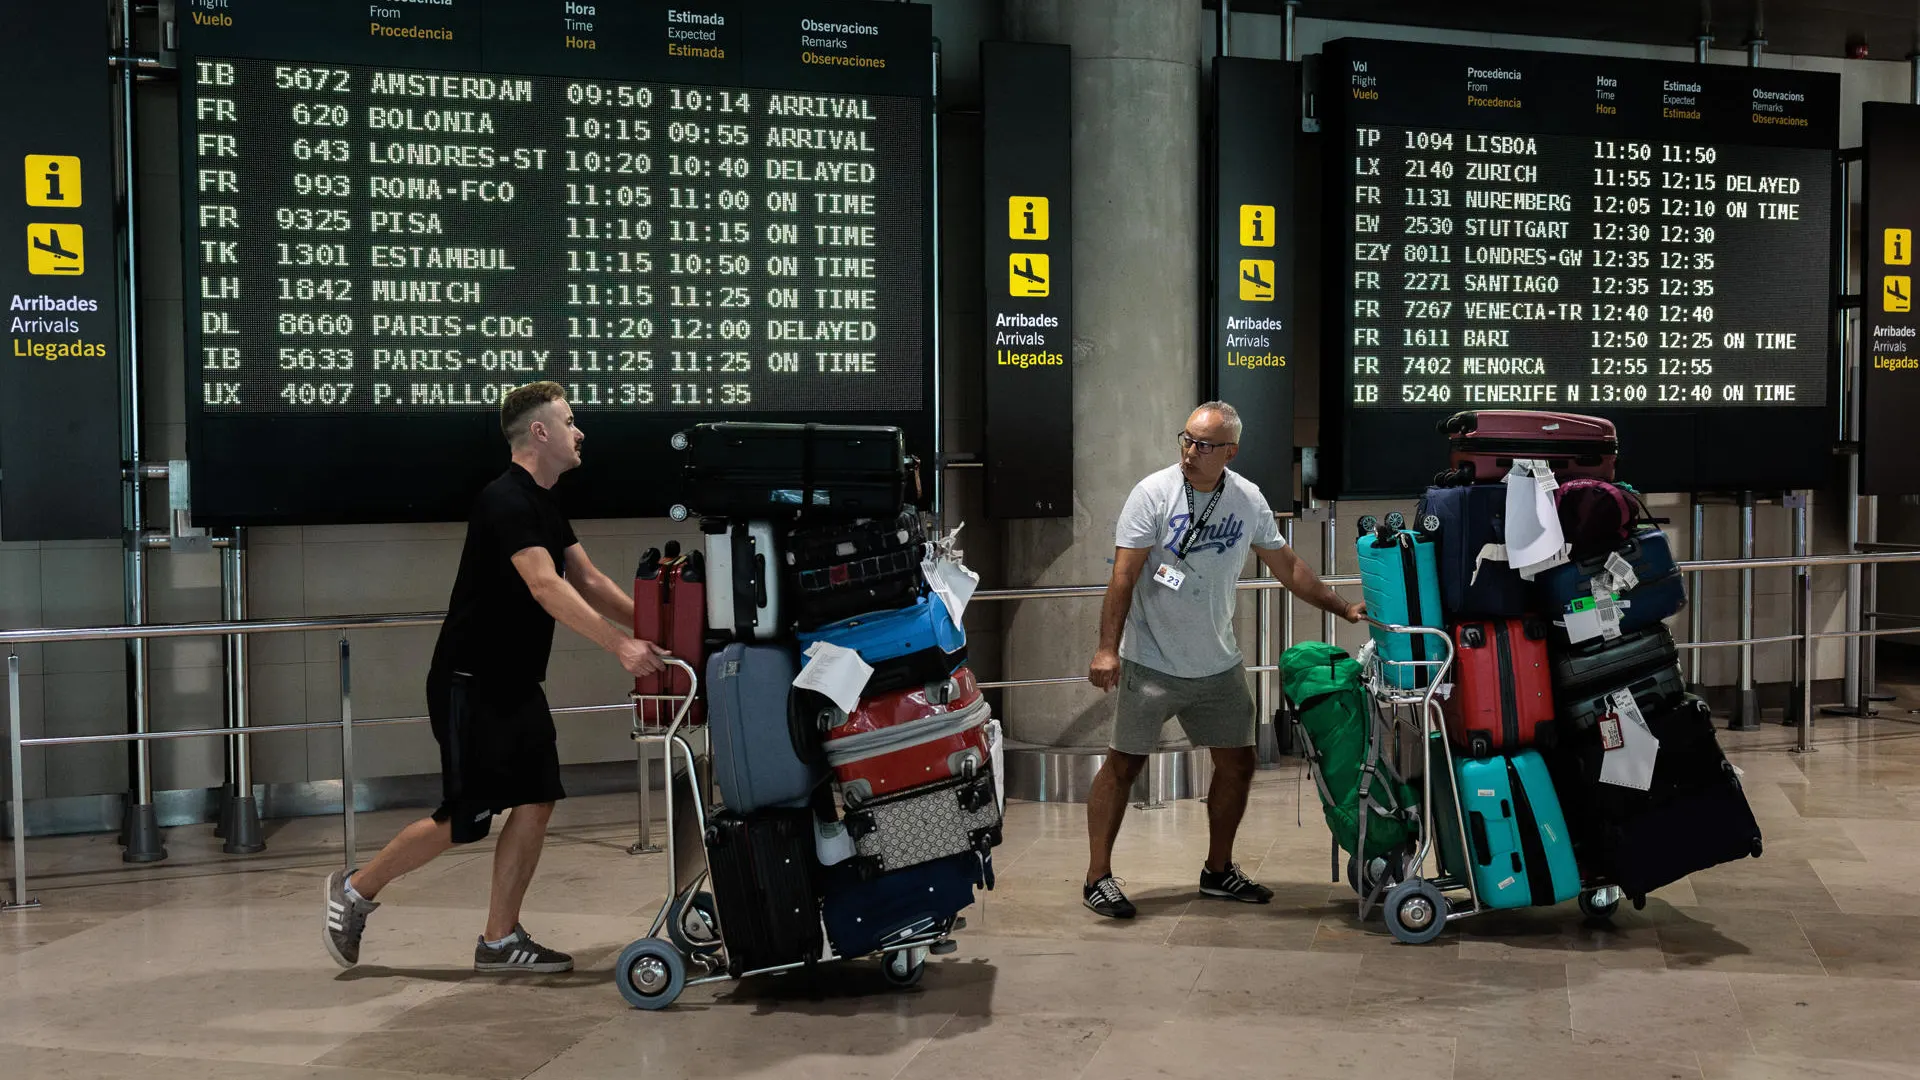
[1083,875,1136,919]
[322,868,379,969]
[474,924,574,974]
[1199,863,1274,904]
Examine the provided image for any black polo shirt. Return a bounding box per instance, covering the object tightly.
[430,464,579,685]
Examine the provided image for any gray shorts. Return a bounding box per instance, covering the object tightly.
[1111,659,1255,756]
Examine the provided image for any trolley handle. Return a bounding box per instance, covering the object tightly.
[630,656,701,739]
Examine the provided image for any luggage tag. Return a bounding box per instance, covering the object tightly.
[1604,551,1639,591]
[1526,459,1560,494]
[1598,688,1659,791]
[1561,594,1607,644]
[1597,710,1626,751]
[1153,563,1187,591]
[794,640,874,714]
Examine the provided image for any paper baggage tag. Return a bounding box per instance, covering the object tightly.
[1153,563,1186,591]
[1604,551,1639,591]
[1561,605,1606,644]
[1531,462,1560,494]
[794,641,874,714]
[922,552,980,623]
[1599,689,1659,791]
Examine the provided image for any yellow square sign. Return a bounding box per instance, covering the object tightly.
[1238,258,1275,302]
[1887,275,1912,313]
[1239,204,1276,247]
[1009,196,1049,240]
[26,223,83,275]
[1888,228,1913,267]
[23,155,80,208]
[1009,252,1048,297]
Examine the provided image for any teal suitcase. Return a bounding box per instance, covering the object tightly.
[1355,516,1445,689]
[1453,750,1580,910]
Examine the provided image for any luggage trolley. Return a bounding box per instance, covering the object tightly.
[1355,623,1622,945]
[614,658,959,1010]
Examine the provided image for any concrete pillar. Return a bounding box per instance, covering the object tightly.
[999,1,1202,750]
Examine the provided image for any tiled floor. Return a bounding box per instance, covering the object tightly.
[9,699,1920,1078]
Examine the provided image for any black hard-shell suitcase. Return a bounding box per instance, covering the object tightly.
[675,423,915,521]
[1549,625,1680,701]
[703,807,824,976]
[1543,695,1762,904]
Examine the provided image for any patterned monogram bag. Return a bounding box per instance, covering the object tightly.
[841,771,1003,878]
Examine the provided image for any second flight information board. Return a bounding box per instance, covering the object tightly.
[180,0,932,524]
[1323,39,1838,496]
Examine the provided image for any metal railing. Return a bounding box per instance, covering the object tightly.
[7,547,1920,911]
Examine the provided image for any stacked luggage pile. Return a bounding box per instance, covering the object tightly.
[1294,409,1763,944]
[626,422,1000,1005]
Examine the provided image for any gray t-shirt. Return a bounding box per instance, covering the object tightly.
[1114,465,1285,679]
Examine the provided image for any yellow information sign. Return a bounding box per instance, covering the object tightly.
[1009,253,1049,297]
[1886,275,1911,313]
[23,154,80,208]
[1238,258,1274,302]
[1888,228,1912,267]
[1008,196,1049,240]
[1238,204,1275,247]
[26,223,83,275]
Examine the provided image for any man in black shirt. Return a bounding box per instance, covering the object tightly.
[322,381,669,973]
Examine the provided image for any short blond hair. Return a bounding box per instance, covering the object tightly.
[500,381,565,445]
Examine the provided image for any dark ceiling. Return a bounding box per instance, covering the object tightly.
[1206,0,1920,60]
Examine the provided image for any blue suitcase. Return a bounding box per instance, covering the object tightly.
[1532,525,1686,643]
[1452,750,1581,910]
[1416,484,1528,620]
[706,642,826,813]
[797,591,967,698]
[1355,518,1445,689]
[819,851,989,958]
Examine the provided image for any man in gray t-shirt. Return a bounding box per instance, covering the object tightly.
[1081,401,1364,919]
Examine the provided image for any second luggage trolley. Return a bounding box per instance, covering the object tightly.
[613,658,960,1011]
[1350,623,1623,945]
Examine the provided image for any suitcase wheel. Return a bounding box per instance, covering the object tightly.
[1356,514,1379,537]
[1384,879,1449,945]
[1460,626,1485,649]
[1578,886,1621,923]
[1419,513,1442,535]
[616,938,687,1010]
[1384,510,1406,532]
[882,946,928,987]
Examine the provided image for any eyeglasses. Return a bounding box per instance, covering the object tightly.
[1177,431,1235,454]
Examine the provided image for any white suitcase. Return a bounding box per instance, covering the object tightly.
[704,521,784,640]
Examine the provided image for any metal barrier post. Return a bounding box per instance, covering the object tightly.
[1785,492,1811,727]
[5,654,37,911]
[1689,496,1706,692]
[222,527,263,854]
[1731,493,1762,730]
[338,636,356,872]
[1322,500,1338,645]
[1797,546,1818,754]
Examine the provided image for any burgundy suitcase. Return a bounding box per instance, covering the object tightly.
[632,544,706,726]
[1442,617,1556,758]
[1437,410,1618,485]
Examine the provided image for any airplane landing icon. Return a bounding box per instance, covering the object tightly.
[1887,274,1911,313]
[26,223,83,275]
[1238,258,1274,302]
[1009,252,1049,297]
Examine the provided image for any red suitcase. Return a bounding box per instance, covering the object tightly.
[633,544,707,725]
[1437,410,1618,485]
[1442,617,1555,758]
[820,667,990,805]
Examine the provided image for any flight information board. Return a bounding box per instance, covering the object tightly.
[1322,39,1839,496]
[180,0,932,524]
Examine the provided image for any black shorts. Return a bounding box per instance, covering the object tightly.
[427,670,566,844]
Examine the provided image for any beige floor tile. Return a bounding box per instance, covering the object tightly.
[892,1013,1114,1080]
[1162,885,1332,952]
[1807,858,1920,916]
[1685,856,1840,912]
[1567,967,1753,1055]
[1656,908,1828,975]
[1790,911,1920,979]
[1453,1037,1704,1080]
[1347,949,1571,1040]
[1730,973,1920,1062]
[1177,946,1357,1021]
[1079,1016,1457,1080]
[2,1042,488,1080]
[1698,1052,1920,1079]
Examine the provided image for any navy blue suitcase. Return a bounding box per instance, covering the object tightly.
[1532,525,1686,642]
[819,852,990,958]
[1416,483,1528,620]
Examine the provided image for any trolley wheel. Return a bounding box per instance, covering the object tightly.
[1383,510,1406,532]
[881,946,927,988]
[1579,886,1621,923]
[667,891,722,958]
[1356,514,1379,537]
[615,939,687,1011]
[1384,879,1449,945]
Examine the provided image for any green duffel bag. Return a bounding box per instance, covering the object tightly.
[1279,641,1420,867]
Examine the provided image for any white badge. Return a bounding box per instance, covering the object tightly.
[1153,563,1186,591]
